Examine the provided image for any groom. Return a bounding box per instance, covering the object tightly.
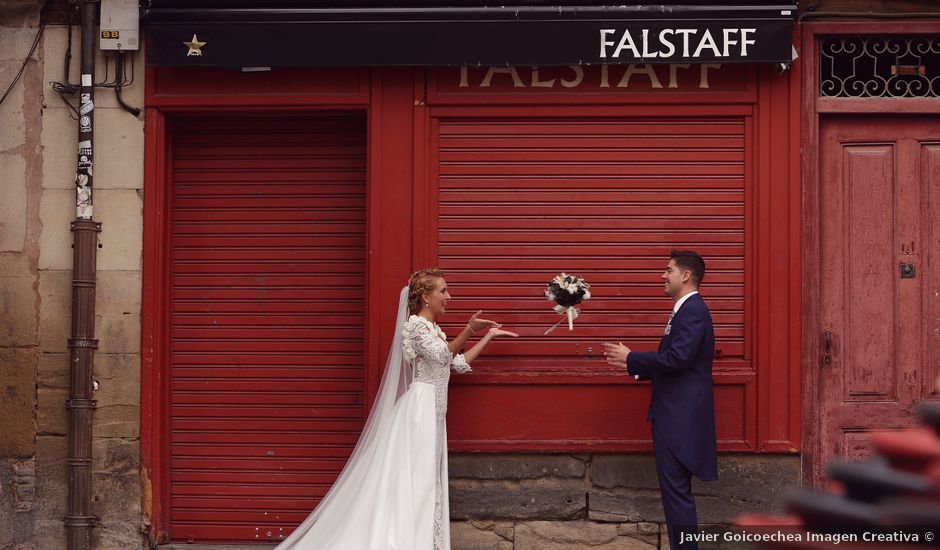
[603,250,718,550]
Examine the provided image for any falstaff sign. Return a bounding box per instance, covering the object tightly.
[144,5,796,67]
[599,27,759,61]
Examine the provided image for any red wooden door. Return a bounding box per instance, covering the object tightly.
[816,117,940,483]
[169,114,367,542]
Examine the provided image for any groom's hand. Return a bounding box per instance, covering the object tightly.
[603,342,631,367]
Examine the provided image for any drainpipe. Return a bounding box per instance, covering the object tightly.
[66,1,100,549]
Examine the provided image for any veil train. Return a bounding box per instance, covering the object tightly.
[274,286,440,549]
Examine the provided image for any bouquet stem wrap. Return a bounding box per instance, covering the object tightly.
[543,305,581,335]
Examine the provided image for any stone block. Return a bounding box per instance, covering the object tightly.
[37,189,74,270]
[0,347,37,455]
[0,251,30,277]
[94,353,140,397]
[97,309,141,354]
[0,3,40,25]
[94,189,142,271]
[96,347,142,422]
[92,518,148,550]
[12,457,37,513]
[96,270,141,316]
[36,352,68,389]
[617,522,660,546]
[37,269,70,352]
[0,27,38,62]
[591,455,660,490]
[450,521,514,550]
[39,192,144,271]
[39,270,143,354]
[450,453,587,480]
[0,82,25,152]
[0,154,27,251]
[39,106,77,189]
[93,109,144,190]
[92,437,139,479]
[94,401,140,439]
[36,385,68,436]
[0,274,38,347]
[0,460,11,547]
[692,455,800,523]
[32,518,65,550]
[39,107,144,193]
[515,521,658,550]
[34,436,68,517]
[589,489,665,523]
[92,473,141,520]
[450,479,586,520]
[590,455,800,524]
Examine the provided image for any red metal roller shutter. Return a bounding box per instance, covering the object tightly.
[169,114,366,542]
[436,115,746,361]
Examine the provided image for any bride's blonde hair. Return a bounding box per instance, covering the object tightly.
[408,268,444,315]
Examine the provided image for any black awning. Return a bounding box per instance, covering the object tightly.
[143,2,797,67]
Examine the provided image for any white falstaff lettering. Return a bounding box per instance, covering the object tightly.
[600,27,757,59]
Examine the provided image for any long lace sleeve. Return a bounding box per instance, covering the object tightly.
[451,353,471,374]
[402,316,472,377]
[404,316,453,366]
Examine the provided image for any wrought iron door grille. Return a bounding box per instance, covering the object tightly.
[820,35,940,98]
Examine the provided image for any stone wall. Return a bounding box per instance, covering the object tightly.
[1,4,45,549]
[448,454,800,550]
[0,2,147,548]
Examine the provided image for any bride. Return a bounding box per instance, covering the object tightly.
[275,268,518,549]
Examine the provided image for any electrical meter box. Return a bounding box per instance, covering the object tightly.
[100,0,139,51]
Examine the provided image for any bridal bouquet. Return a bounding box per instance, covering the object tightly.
[543,273,591,334]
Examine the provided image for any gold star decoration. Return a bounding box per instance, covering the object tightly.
[183,34,206,57]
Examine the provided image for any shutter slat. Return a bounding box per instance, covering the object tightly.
[437,116,745,356]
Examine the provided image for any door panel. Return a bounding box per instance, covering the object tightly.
[924,145,940,400]
[841,144,897,401]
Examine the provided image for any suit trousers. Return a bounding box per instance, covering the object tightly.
[652,420,699,550]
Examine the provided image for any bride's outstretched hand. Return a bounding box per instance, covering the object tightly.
[487,327,519,338]
[467,310,501,332]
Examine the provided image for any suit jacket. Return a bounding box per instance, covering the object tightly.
[626,293,718,481]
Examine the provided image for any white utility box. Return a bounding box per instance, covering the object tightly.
[99,0,139,51]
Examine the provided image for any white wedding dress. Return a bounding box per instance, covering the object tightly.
[274,287,470,550]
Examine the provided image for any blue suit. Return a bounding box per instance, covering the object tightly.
[626,292,717,550]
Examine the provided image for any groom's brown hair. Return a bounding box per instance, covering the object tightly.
[670,250,705,286]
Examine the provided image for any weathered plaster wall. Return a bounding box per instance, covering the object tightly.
[1,4,45,549]
[1,2,146,547]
